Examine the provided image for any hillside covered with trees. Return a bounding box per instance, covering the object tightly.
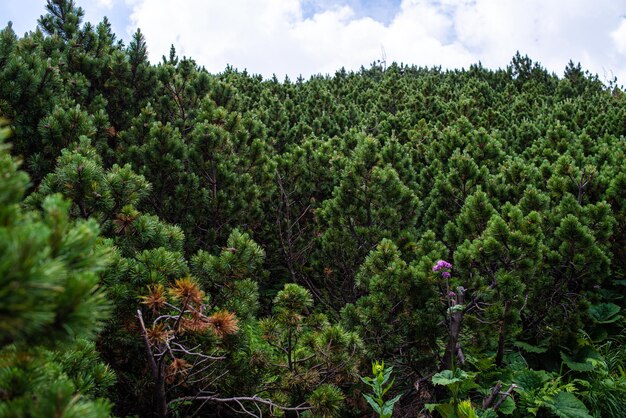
[1,1,626,417]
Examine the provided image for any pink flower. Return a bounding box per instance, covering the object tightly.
[433,260,452,272]
[433,260,453,279]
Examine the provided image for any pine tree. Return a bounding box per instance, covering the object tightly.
[453,204,543,366]
[263,135,344,303]
[0,24,64,176]
[3,5,626,414]
[342,235,443,374]
[191,229,264,320]
[259,283,361,414]
[0,120,114,417]
[317,134,420,305]
[125,29,156,121]
[38,0,85,42]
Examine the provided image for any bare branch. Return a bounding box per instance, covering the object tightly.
[171,341,226,360]
[493,384,518,411]
[169,395,311,415]
[137,309,158,379]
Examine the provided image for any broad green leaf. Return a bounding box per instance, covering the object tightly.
[560,347,604,372]
[561,352,593,372]
[380,396,401,418]
[447,304,465,314]
[548,392,592,418]
[497,396,516,415]
[363,394,382,414]
[504,351,528,371]
[432,369,469,386]
[384,394,402,407]
[513,340,548,353]
[381,402,395,417]
[588,303,622,324]
[382,377,395,396]
[513,369,551,391]
[467,355,496,372]
[434,403,457,418]
[478,410,498,418]
[424,403,438,412]
[360,375,373,386]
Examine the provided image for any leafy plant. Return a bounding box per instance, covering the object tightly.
[513,369,591,417]
[360,361,402,418]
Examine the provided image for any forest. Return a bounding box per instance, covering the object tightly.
[1,1,626,417]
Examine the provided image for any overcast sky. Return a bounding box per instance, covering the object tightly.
[2,0,626,83]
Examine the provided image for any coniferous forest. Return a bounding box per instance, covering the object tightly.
[2,1,626,417]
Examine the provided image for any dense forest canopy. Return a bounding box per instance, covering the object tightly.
[1,1,626,417]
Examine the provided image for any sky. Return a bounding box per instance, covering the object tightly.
[2,0,626,83]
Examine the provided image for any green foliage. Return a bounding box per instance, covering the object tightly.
[513,369,591,417]
[191,229,264,318]
[2,5,626,416]
[588,303,621,324]
[259,283,362,410]
[306,384,345,418]
[0,119,113,416]
[1,166,111,346]
[548,392,593,418]
[39,0,85,41]
[318,135,420,302]
[360,361,402,418]
[427,368,489,418]
[341,234,441,371]
[433,369,471,387]
[577,339,626,417]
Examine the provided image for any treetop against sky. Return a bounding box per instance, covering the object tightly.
[2,0,626,81]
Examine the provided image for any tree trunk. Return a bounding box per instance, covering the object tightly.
[442,291,464,370]
[138,310,168,418]
[154,359,168,418]
[495,301,511,367]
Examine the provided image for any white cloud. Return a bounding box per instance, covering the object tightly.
[126,0,626,83]
[95,0,114,8]
[612,17,626,54]
[453,0,626,78]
